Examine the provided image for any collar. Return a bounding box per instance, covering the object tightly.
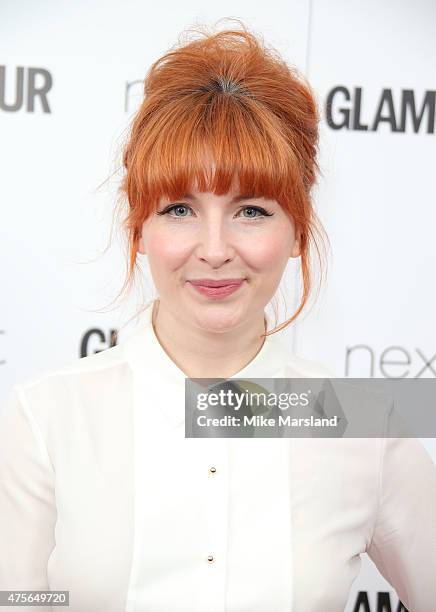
[122,299,293,428]
[122,299,292,382]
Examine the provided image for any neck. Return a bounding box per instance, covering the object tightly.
[151,298,267,379]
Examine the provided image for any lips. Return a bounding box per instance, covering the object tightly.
[187,278,245,299]
[188,278,245,288]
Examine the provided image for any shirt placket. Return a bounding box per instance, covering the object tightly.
[194,437,230,612]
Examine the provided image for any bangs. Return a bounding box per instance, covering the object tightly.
[131,93,303,212]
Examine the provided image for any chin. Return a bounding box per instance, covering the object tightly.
[191,308,243,334]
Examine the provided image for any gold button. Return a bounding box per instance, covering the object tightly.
[207,555,214,563]
[209,466,217,474]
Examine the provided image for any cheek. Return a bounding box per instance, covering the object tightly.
[241,228,293,271]
[143,228,191,268]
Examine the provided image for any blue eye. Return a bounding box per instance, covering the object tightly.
[238,206,273,219]
[156,204,192,218]
[156,204,274,219]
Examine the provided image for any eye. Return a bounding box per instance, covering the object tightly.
[156,204,193,218]
[236,206,274,219]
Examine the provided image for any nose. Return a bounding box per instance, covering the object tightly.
[194,218,235,268]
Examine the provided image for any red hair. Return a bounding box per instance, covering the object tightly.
[110,20,328,336]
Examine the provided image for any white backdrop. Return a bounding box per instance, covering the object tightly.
[1,0,435,609]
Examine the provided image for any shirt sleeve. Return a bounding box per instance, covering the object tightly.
[0,385,56,610]
[366,403,436,612]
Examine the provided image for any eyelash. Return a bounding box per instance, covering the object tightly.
[156,204,274,220]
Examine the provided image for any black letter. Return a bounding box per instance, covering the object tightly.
[326,86,351,130]
[399,90,435,133]
[353,88,369,131]
[352,591,371,612]
[372,89,399,132]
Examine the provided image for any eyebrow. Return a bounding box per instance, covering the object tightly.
[181,193,258,204]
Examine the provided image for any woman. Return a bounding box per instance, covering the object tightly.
[1,22,436,612]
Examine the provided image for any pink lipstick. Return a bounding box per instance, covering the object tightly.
[187,278,245,299]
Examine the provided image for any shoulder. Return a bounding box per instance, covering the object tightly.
[7,343,131,421]
[18,343,127,390]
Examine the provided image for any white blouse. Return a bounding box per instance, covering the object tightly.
[1,299,436,612]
